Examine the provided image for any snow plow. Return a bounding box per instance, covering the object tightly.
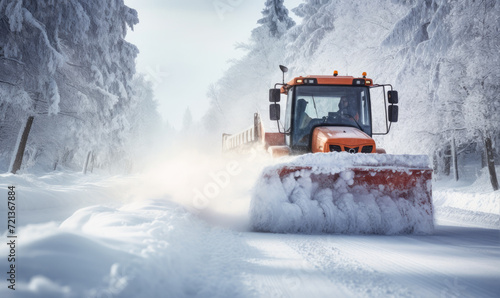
[223,66,433,234]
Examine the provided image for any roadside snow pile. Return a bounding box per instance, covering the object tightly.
[0,199,251,298]
[0,171,254,297]
[0,171,133,214]
[433,167,500,229]
[250,152,433,234]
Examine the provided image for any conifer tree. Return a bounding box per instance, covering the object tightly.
[0,0,142,173]
[256,0,296,38]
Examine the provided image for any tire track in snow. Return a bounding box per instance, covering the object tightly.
[282,235,414,297]
[292,227,500,298]
[318,235,450,297]
[243,233,354,298]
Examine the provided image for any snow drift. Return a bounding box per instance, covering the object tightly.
[0,197,251,298]
[250,152,434,234]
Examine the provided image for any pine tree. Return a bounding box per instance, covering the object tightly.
[255,0,295,38]
[0,0,140,173]
[285,0,334,61]
[182,107,193,132]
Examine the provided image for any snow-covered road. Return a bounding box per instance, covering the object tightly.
[0,167,499,297]
[242,224,500,297]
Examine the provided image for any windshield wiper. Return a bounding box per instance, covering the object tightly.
[343,113,364,131]
[311,94,319,118]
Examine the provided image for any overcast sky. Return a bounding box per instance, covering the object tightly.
[124,0,303,129]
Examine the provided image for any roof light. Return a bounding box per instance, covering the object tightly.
[296,79,303,83]
[365,80,372,85]
[362,72,367,78]
[303,78,317,84]
[333,70,338,77]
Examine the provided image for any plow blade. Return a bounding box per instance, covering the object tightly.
[250,153,433,234]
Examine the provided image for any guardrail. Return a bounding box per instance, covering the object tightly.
[222,113,262,152]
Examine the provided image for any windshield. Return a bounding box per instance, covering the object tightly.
[292,85,372,147]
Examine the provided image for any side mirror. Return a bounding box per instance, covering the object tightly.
[279,65,288,84]
[269,88,281,102]
[388,105,398,122]
[388,90,398,104]
[270,104,280,121]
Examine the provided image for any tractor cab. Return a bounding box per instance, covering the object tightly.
[269,67,399,154]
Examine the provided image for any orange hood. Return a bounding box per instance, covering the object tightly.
[311,126,376,153]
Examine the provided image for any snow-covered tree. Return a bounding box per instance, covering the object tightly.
[203,0,296,135]
[380,0,499,186]
[255,0,295,39]
[378,0,459,175]
[0,0,146,173]
[285,0,334,62]
[451,0,500,189]
[120,74,163,171]
[182,107,193,132]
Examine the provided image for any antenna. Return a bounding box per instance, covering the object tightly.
[279,65,288,84]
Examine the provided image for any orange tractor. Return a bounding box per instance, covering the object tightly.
[223,66,433,234]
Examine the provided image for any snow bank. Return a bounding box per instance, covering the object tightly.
[250,152,433,234]
[434,188,499,216]
[0,169,256,297]
[433,167,500,229]
[0,172,133,225]
[0,199,251,297]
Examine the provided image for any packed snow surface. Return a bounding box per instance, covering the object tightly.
[250,152,433,234]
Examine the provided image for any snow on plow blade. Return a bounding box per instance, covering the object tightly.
[250,153,433,234]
